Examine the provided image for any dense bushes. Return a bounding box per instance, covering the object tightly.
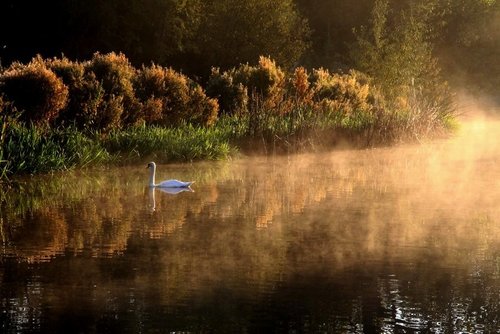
[0,53,219,131]
[0,58,68,126]
[87,52,141,128]
[45,57,105,129]
[207,56,286,114]
[134,64,219,126]
[0,53,390,134]
[311,69,381,122]
[0,52,452,143]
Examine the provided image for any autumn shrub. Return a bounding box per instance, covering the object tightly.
[188,85,219,126]
[206,67,248,115]
[140,97,163,124]
[134,64,188,125]
[134,64,219,126]
[208,56,285,115]
[0,57,68,126]
[45,57,105,129]
[311,69,381,118]
[288,67,314,106]
[87,52,140,128]
[233,56,286,110]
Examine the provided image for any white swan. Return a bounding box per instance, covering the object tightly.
[146,162,194,188]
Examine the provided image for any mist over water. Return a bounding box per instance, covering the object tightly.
[1,112,500,332]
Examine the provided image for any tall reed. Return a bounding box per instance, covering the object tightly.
[1,124,109,176]
[103,123,234,163]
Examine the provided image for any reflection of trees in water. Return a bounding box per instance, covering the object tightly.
[0,152,499,331]
[1,153,500,264]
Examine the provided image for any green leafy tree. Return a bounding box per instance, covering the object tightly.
[350,0,454,133]
[351,0,444,99]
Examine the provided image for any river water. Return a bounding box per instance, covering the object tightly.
[1,118,499,333]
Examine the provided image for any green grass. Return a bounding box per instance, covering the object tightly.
[0,101,456,180]
[1,124,109,176]
[103,123,235,163]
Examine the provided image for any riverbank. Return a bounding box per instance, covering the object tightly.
[0,109,457,181]
[0,53,456,180]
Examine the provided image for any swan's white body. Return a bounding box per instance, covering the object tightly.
[146,162,194,188]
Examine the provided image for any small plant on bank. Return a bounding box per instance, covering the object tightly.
[288,67,314,107]
[0,95,17,178]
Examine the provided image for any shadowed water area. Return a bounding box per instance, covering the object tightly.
[1,117,500,333]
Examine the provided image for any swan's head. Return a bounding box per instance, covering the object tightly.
[146,162,156,170]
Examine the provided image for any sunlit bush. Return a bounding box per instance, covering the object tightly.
[206,67,248,115]
[45,57,105,129]
[134,64,219,126]
[188,85,219,126]
[87,52,141,128]
[311,69,380,117]
[234,56,286,110]
[288,67,314,106]
[0,57,68,126]
[208,56,285,115]
[140,97,163,124]
[134,64,189,125]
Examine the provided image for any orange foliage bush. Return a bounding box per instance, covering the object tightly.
[311,68,381,116]
[0,57,68,126]
[206,67,248,115]
[288,67,314,106]
[135,64,218,126]
[233,56,286,110]
[45,57,105,129]
[87,52,141,128]
[208,56,285,114]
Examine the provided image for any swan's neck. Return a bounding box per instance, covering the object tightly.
[149,165,156,187]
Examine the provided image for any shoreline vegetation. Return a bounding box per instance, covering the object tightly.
[1,0,499,180]
[0,52,455,180]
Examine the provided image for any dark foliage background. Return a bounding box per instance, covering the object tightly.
[0,0,498,100]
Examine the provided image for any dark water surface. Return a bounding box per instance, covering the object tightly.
[1,119,500,333]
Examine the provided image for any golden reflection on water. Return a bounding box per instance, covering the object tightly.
[1,118,500,331]
[1,119,499,267]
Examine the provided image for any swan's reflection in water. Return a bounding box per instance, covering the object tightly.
[148,186,194,212]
